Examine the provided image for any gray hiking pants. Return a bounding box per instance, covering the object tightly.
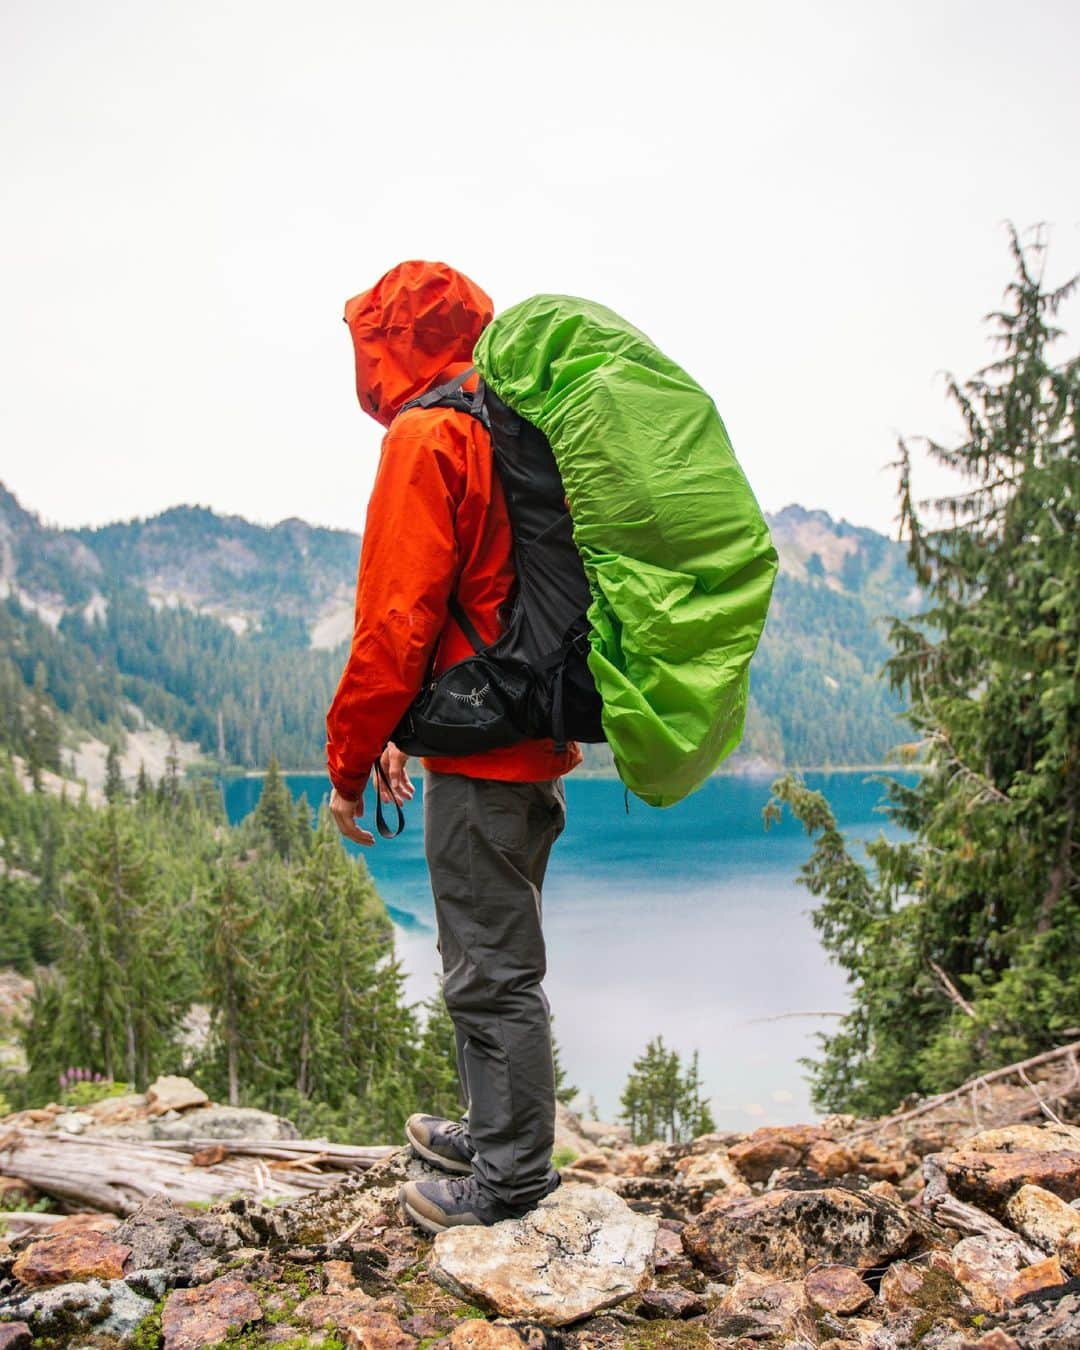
[423,771,566,1208]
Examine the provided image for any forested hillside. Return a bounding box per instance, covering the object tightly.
[1,483,916,775]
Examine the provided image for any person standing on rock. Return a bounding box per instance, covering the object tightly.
[326,260,580,1234]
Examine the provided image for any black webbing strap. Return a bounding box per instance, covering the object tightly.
[408,367,476,410]
[373,758,405,838]
[448,594,485,654]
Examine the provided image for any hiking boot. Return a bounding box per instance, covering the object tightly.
[399,1171,560,1236]
[405,1113,474,1175]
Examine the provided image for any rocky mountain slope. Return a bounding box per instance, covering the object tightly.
[0,1057,1077,1348]
[1,483,917,772]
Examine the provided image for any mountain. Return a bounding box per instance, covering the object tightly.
[0,484,918,776]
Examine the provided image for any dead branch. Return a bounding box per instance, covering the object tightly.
[840,1039,1080,1141]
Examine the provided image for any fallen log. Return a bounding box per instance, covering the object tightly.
[0,1129,397,1217]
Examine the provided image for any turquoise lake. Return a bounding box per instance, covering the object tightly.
[224,771,914,1129]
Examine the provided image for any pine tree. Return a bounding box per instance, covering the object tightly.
[104,744,125,804]
[768,228,1080,1113]
[201,858,271,1106]
[619,1036,715,1144]
[253,756,297,859]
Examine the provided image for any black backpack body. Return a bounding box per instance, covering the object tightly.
[389,369,604,759]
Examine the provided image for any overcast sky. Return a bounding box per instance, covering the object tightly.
[2,0,1078,538]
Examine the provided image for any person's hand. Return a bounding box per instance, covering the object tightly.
[377,742,414,806]
[329,785,375,847]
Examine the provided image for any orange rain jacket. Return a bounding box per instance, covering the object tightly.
[325,260,581,800]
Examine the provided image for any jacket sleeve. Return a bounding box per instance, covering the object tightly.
[326,417,465,797]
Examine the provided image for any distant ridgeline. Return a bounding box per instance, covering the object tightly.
[0,484,916,775]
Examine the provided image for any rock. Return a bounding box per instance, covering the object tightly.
[962,1122,1080,1154]
[879,1251,974,1325]
[637,1286,707,1319]
[653,1227,686,1270]
[673,1150,751,1195]
[161,1274,262,1349]
[431,1183,657,1326]
[578,1118,631,1146]
[85,1092,148,1125]
[992,1288,1080,1348]
[807,1141,857,1179]
[962,1332,1020,1349]
[53,1110,95,1135]
[1005,1183,1080,1272]
[728,1133,804,1182]
[552,1102,594,1160]
[707,1270,818,1343]
[93,1102,299,1142]
[146,1074,210,1115]
[325,1258,359,1291]
[114,1193,245,1285]
[682,1186,944,1280]
[571,1151,615,1174]
[446,1322,527,1349]
[342,1310,418,1349]
[0,1278,152,1340]
[0,1325,31,1350]
[49,1213,120,1236]
[804,1264,875,1315]
[951,1235,1067,1313]
[11,1228,131,1287]
[295,1290,377,1327]
[944,1149,1080,1216]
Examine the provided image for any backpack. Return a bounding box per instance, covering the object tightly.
[390,295,777,809]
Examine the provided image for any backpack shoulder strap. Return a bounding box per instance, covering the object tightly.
[397,367,490,427]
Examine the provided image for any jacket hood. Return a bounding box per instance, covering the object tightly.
[344,260,494,426]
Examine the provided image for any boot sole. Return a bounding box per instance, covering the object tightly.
[401,1197,449,1236]
[404,1121,474,1176]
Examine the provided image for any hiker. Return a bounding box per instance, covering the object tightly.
[326,260,580,1234]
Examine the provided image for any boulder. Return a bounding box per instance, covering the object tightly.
[0,1278,153,1341]
[804,1264,875,1315]
[578,1119,631,1146]
[681,1186,944,1280]
[951,1235,1067,1313]
[806,1140,857,1179]
[445,1323,526,1350]
[113,1193,245,1286]
[879,1251,974,1324]
[962,1122,1080,1154]
[0,1326,30,1350]
[161,1274,262,1349]
[1004,1183,1080,1272]
[431,1183,657,1326]
[11,1228,131,1287]
[146,1075,210,1115]
[673,1150,751,1196]
[944,1149,1080,1216]
[93,1103,299,1142]
[707,1270,819,1344]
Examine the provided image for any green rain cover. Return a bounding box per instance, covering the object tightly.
[474,296,777,808]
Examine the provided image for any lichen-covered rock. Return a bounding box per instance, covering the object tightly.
[11,1228,131,1287]
[431,1183,657,1326]
[950,1235,1066,1313]
[94,1103,299,1142]
[113,1193,246,1286]
[0,1277,153,1341]
[944,1149,1080,1216]
[673,1150,751,1196]
[160,1274,262,1348]
[682,1186,944,1280]
[1004,1183,1080,1272]
[879,1251,974,1332]
[342,1310,418,1349]
[707,1270,819,1344]
[295,1289,377,1327]
[0,1324,31,1349]
[962,1123,1080,1155]
[804,1263,875,1315]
